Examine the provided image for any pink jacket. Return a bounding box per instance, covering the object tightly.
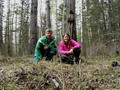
[58,40,81,54]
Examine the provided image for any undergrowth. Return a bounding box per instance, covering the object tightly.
[0,56,119,90]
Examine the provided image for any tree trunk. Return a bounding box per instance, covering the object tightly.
[24,0,29,55]
[15,8,18,55]
[101,0,107,31]
[20,0,30,55]
[46,0,51,29]
[19,0,24,56]
[66,0,76,41]
[80,0,83,43]
[0,0,3,54]
[39,0,45,36]
[61,2,65,39]
[108,0,113,33]
[19,0,30,55]
[55,0,59,44]
[29,0,38,54]
[6,0,12,56]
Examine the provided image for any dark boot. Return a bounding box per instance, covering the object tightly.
[60,54,74,64]
[73,48,81,64]
[45,48,56,61]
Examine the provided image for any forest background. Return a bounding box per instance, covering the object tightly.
[0,0,119,57]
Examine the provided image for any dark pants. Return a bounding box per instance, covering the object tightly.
[42,48,57,61]
[60,48,81,64]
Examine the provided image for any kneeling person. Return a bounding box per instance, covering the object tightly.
[58,34,81,64]
[33,29,57,61]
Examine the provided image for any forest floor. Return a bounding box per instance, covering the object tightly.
[0,56,120,90]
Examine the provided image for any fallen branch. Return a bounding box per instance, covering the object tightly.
[15,71,62,90]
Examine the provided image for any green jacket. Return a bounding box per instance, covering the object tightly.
[34,35,56,60]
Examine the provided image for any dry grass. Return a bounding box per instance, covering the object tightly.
[0,56,120,90]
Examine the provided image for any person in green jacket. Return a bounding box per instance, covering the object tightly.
[33,29,57,61]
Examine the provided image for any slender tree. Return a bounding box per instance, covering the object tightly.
[39,0,46,36]
[46,0,51,29]
[23,0,30,55]
[4,0,13,56]
[61,2,65,36]
[0,0,3,54]
[80,0,83,43]
[29,0,38,54]
[57,2,66,40]
[55,0,59,44]
[14,6,18,55]
[19,0,30,55]
[39,0,43,36]
[19,0,24,55]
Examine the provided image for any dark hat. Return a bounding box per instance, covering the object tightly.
[46,29,52,32]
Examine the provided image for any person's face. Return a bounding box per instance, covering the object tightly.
[46,31,52,39]
[63,34,70,43]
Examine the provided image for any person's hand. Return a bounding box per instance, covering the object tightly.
[68,48,73,54]
[44,45,48,50]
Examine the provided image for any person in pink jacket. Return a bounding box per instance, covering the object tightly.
[58,34,81,64]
